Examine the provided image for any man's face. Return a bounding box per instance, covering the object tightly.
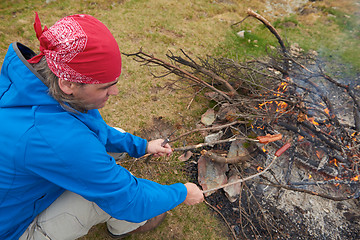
[71,79,119,110]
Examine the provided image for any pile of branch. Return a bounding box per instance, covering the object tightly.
[125,9,360,239]
[124,8,360,181]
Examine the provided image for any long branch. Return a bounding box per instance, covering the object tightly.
[170,120,245,143]
[203,154,278,193]
[247,9,287,56]
[123,50,234,102]
[168,51,239,97]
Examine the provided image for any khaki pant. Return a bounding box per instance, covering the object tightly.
[19,191,146,240]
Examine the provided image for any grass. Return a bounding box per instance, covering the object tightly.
[1,0,359,239]
[217,1,360,74]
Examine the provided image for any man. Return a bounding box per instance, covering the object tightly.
[0,13,204,239]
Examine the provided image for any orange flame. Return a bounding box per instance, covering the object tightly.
[351,175,359,181]
[257,82,289,113]
[277,82,288,92]
[257,166,264,172]
[307,117,319,126]
[329,158,338,167]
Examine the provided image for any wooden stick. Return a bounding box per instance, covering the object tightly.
[203,155,278,193]
[173,137,238,151]
[247,9,287,55]
[123,50,234,102]
[170,120,245,143]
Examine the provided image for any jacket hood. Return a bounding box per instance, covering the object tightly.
[0,42,58,108]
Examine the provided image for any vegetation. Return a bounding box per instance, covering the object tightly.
[0,0,358,239]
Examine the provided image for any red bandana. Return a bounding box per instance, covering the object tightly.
[28,13,121,84]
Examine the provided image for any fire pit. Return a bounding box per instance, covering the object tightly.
[125,9,360,239]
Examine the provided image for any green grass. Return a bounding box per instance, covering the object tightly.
[217,3,360,75]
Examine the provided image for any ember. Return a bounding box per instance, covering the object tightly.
[126,9,360,240]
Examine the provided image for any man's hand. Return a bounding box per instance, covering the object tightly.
[183,183,204,205]
[146,139,173,157]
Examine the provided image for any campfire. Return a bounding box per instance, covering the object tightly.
[125,9,360,239]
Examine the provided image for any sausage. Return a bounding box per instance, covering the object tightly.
[275,142,291,157]
[256,133,282,144]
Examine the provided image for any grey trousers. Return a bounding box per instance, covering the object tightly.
[19,191,146,240]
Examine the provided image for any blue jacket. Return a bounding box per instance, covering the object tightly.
[0,43,187,239]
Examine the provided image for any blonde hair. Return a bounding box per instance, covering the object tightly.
[31,57,88,113]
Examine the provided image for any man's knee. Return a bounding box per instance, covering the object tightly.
[21,191,111,240]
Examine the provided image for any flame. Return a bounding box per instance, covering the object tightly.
[259,101,273,108]
[277,82,288,91]
[334,176,340,186]
[257,82,289,114]
[275,101,288,112]
[257,166,264,171]
[329,158,338,167]
[298,135,304,141]
[251,124,265,130]
[351,175,359,181]
[308,174,312,179]
[262,147,267,153]
[307,117,319,126]
[324,108,330,116]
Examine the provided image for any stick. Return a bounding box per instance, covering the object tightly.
[170,120,245,143]
[172,137,238,151]
[204,200,237,240]
[259,181,356,201]
[247,9,287,55]
[203,155,278,193]
[202,143,291,193]
[123,50,234,102]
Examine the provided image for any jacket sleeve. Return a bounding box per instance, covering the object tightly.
[72,109,147,158]
[104,125,148,158]
[23,117,187,223]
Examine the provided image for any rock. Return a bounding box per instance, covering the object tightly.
[204,131,223,146]
[201,109,216,126]
[198,155,228,196]
[178,151,193,162]
[237,30,245,38]
[227,139,250,160]
[224,168,242,202]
